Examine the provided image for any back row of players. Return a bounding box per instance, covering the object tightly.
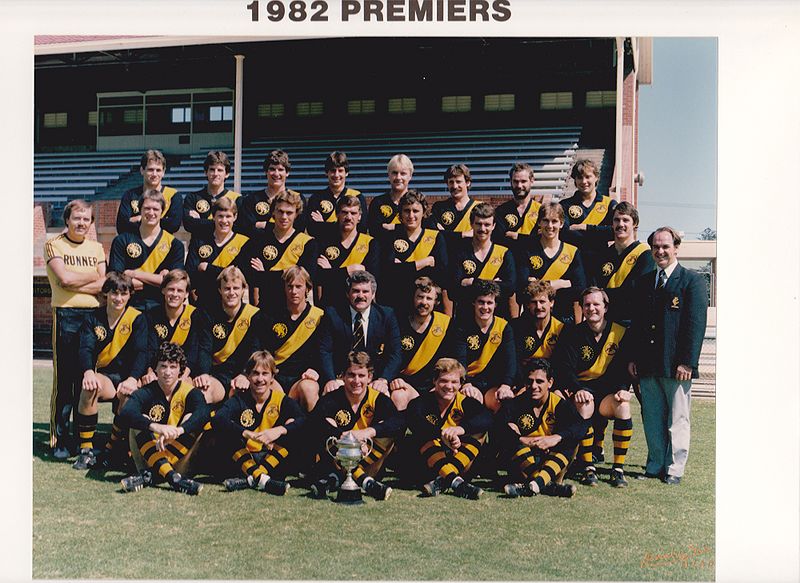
[45,148,681,499]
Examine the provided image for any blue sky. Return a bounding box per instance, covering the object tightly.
[637,38,717,240]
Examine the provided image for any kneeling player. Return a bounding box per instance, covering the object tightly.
[212,351,305,495]
[405,358,491,499]
[308,351,404,501]
[117,342,208,495]
[495,359,589,498]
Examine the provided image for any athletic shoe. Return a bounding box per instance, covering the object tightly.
[94,449,113,470]
[310,478,330,499]
[263,478,290,496]
[170,473,202,495]
[120,474,146,493]
[423,476,447,497]
[452,480,483,500]
[504,482,536,497]
[223,477,250,492]
[581,469,599,487]
[663,474,681,485]
[609,469,628,488]
[635,471,661,480]
[363,478,392,501]
[542,482,576,498]
[52,446,70,461]
[592,447,605,464]
[72,448,96,470]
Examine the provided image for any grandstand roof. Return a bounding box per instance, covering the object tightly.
[34,35,299,56]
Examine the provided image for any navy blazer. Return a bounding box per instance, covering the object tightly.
[629,263,707,378]
[318,302,402,384]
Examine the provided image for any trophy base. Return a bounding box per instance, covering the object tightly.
[333,486,365,505]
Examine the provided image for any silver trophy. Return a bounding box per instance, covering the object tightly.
[325,433,373,504]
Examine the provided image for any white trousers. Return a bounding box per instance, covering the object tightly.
[640,376,692,478]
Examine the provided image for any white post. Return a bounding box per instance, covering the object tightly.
[234,54,245,194]
[613,37,624,201]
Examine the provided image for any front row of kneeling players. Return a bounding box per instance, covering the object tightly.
[72,267,632,501]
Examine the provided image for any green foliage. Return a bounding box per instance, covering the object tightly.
[33,367,715,581]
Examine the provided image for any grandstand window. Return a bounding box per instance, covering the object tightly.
[540,92,573,110]
[257,103,285,118]
[171,106,192,123]
[124,109,144,124]
[442,95,472,113]
[296,101,324,117]
[209,105,233,122]
[388,97,416,114]
[87,111,98,126]
[43,112,68,128]
[484,94,515,112]
[347,99,376,115]
[586,90,617,108]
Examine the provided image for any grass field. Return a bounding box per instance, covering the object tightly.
[32,364,715,581]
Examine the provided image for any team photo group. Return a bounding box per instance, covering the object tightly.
[45,146,707,501]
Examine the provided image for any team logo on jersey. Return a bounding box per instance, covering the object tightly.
[237,318,251,330]
[595,204,607,215]
[425,413,439,426]
[255,201,270,216]
[529,256,544,270]
[671,296,680,309]
[605,342,618,356]
[547,334,558,345]
[545,412,556,425]
[580,345,595,361]
[212,324,227,339]
[179,318,192,330]
[272,323,288,338]
[626,254,639,266]
[393,239,410,253]
[423,234,435,245]
[362,403,375,420]
[93,326,107,341]
[262,245,279,261]
[154,324,169,339]
[172,400,185,420]
[601,262,615,277]
[196,199,211,214]
[131,200,139,213]
[518,413,535,432]
[400,336,415,351]
[198,245,213,259]
[126,242,142,258]
[266,404,280,419]
[291,243,304,255]
[489,331,502,344]
[431,325,444,337]
[355,243,368,254]
[466,335,480,350]
[119,323,131,336]
[560,253,573,264]
[240,409,256,427]
[305,316,319,329]
[440,211,455,225]
[228,246,240,256]
[524,336,536,351]
[320,200,334,214]
[462,260,477,275]
[325,246,340,260]
[505,213,519,228]
[568,205,583,220]
[490,255,502,266]
[148,404,166,423]
[451,408,463,423]
[334,409,352,427]
[157,241,169,253]
[379,204,393,218]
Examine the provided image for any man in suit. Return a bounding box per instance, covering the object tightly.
[628,226,707,485]
[318,270,402,396]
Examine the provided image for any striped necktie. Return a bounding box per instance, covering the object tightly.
[352,312,366,351]
[657,270,667,290]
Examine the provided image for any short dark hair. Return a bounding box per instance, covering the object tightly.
[140,149,166,170]
[324,151,349,173]
[524,357,553,380]
[580,286,609,308]
[161,268,191,291]
[336,194,362,212]
[472,279,501,301]
[212,196,238,216]
[347,270,378,293]
[345,351,374,375]
[648,226,682,247]
[63,199,94,224]
[444,163,471,183]
[525,280,555,303]
[102,271,134,295]
[570,159,600,180]
[399,189,429,217]
[263,149,291,173]
[509,162,534,182]
[470,202,495,223]
[204,150,231,173]
[614,201,639,228]
[155,342,187,375]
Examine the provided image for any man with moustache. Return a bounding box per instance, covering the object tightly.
[493,162,543,251]
[305,151,368,240]
[511,281,564,386]
[367,154,414,244]
[182,150,241,240]
[116,149,182,235]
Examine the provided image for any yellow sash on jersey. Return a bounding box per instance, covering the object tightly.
[582,195,611,226]
[532,317,564,359]
[327,189,361,223]
[518,200,542,236]
[204,190,241,219]
[578,322,627,381]
[273,306,324,365]
[477,244,508,280]
[341,233,373,267]
[166,381,195,427]
[211,233,250,268]
[467,317,508,376]
[213,304,259,365]
[169,304,196,346]
[528,392,562,437]
[402,312,451,376]
[441,391,467,430]
[161,187,177,217]
[246,389,286,452]
[96,307,141,369]
[354,388,381,430]
[607,243,650,288]
[139,231,175,274]
[541,243,578,281]
[454,200,479,233]
[272,232,313,271]
[406,229,439,262]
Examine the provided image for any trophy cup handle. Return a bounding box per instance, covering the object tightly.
[362,436,374,458]
[325,436,338,458]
